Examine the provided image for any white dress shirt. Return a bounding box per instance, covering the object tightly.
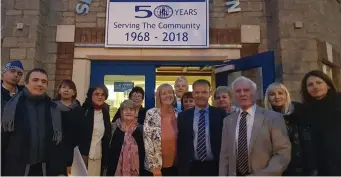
[235,104,257,151]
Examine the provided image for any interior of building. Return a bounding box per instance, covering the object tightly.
[104,66,214,118]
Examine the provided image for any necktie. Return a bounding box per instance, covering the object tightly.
[237,111,249,175]
[197,109,207,161]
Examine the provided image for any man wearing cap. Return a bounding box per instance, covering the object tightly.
[1,60,25,114]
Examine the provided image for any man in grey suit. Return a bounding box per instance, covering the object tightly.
[219,76,291,176]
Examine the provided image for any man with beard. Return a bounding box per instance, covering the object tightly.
[1,60,25,114]
[1,68,66,176]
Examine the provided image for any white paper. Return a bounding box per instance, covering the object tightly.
[71,146,88,176]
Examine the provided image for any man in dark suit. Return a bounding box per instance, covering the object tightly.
[177,79,227,176]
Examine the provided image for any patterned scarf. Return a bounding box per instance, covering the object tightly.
[115,118,139,176]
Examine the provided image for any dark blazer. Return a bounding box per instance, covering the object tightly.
[177,106,227,175]
[78,105,111,173]
[105,125,145,176]
[112,106,146,125]
[58,102,84,167]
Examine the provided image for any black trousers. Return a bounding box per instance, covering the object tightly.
[190,160,218,176]
[28,163,44,176]
[145,166,179,176]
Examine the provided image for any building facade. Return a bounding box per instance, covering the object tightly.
[2,0,341,105]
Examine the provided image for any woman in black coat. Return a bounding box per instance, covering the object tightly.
[104,100,146,176]
[301,70,341,175]
[264,82,317,175]
[54,79,84,175]
[79,85,111,176]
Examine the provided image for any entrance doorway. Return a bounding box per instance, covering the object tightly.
[90,51,275,118]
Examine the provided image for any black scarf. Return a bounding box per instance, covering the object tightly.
[2,88,62,145]
[55,100,79,111]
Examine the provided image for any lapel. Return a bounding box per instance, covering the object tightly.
[249,106,265,156]
[228,112,239,152]
[208,106,215,146]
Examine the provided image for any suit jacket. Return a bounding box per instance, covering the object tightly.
[177,106,227,175]
[219,106,291,176]
[143,107,178,171]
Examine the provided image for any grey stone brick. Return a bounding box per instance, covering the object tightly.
[10,48,27,59]
[61,17,75,25]
[97,12,106,18]
[23,15,40,26]
[26,48,36,59]
[23,10,40,16]
[76,12,97,22]
[46,54,57,63]
[63,12,76,17]
[47,43,57,54]
[2,37,18,47]
[6,10,23,16]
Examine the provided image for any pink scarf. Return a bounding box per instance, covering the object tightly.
[115,118,139,176]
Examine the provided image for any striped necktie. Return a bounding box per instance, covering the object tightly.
[197,109,207,161]
[237,111,249,175]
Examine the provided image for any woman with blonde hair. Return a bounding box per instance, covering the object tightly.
[264,82,316,176]
[144,83,179,176]
[213,86,236,114]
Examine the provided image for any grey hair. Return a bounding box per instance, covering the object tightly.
[231,76,257,93]
[174,76,188,85]
[119,100,135,112]
[213,86,232,99]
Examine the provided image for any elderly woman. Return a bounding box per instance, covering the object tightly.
[79,85,111,176]
[181,91,195,110]
[54,79,84,175]
[213,86,235,114]
[301,70,341,175]
[105,100,145,176]
[144,83,179,176]
[264,82,316,176]
[112,86,147,125]
[173,76,189,113]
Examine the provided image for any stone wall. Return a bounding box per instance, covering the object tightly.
[276,0,341,100]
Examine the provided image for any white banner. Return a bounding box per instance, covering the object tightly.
[105,0,209,48]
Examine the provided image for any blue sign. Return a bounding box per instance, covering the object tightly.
[105,0,209,48]
[114,82,134,92]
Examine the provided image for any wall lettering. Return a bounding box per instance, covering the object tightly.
[76,0,92,14]
[226,0,241,13]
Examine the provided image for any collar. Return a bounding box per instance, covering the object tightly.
[238,104,257,118]
[176,97,181,102]
[2,83,18,96]
[194,105,209,114]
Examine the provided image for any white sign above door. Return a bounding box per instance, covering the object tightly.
[105,0,209,48]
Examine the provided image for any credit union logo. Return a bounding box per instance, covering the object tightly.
[154,5,173,19]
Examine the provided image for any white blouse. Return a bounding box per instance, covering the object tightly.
[88,110,105,160]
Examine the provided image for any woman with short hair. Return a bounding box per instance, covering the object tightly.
[54,79,84,175]
[79,85,111,176]
[105,100,145,176]
[213,86,235,114]
[181,91,195,110]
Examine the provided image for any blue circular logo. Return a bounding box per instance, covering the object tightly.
[154,5,173,19]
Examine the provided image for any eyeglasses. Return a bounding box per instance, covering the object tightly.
[93,93,105,97]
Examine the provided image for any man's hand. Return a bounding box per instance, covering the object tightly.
[67,166,72,176]
[152,168,162,176]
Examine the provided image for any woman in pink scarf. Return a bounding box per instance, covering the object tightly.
[104,100,146,176]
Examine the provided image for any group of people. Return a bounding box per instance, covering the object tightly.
[1,60,341,176]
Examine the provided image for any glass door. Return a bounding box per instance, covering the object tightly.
[215,51,276,99]
[90,61,156,118]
